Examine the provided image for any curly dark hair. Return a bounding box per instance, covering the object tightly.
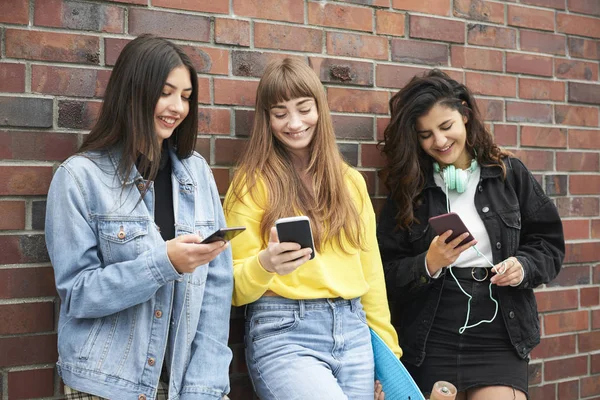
[380,69,511,229]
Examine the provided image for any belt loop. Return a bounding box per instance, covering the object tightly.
[298,300,305,319]
[244,304,248,318]
[350,298,357,312]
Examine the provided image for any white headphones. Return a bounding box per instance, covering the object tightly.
[433,159,478,193]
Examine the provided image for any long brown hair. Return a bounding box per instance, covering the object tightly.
[381,69,511,229]
[228,58,364,252]
[79,34,199,183]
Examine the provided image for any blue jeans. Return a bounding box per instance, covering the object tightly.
[245,296,375,400]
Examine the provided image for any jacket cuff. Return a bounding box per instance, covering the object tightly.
[147,241,183,285]
[247,254,276,286]
[513,256,530,289]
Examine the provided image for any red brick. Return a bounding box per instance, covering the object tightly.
[0,334,58,367]
[568,0,600,16]
[549,265,591,287]
[557,12,600,38]
[530,333,576,359]
[214,138,247,165]
[581,287,600,307]
[569,37,600,60]
[493,124,517,146]
[308,2,372,32]
[528,384,556,400]
[256,23,322,53]
[211,168,230,196]
[332,115,374,140]
[520,126,567,148]
[513,150,553,171]
[392,39,448,66]
[327,32,388,60]
[410,16,464,43]
[521,0,565,8]
[153,0,228,13]
[556,197,599,217]
[581,375,600,398]
[58,100,102,130]
[195,138,210,160]
[181,45,229,75]
[556,58,598,81]
[198,77,210,105]
[392,0,451,16]
[198,107,230,135]
[520,30,566,55]
[214,79,258,107]
[569,129,600,149]
[232,51,293,79]
[476,98,504,121]
[0,95,53,128]
[8,368,55,400]
[310,57,374,87]
[0,267,56,299]
[377,117,390,142]
[0,303,54,335]
[593,353,600,373]
[569,82,600,105]
[129,8,210,42]
[466,72,516,98]
[0,131,79,161]
[508,4,555,31]
[0,235,49,264]
[32,65,102,97]
[451,46,503,71]
[562,219,590,240]
[506,52,553,77]
[215,18,250,47]
[376,64,428,89]
[557,380,580,400]
[529,363,542,385]
[34,0,124,33]
[338,0,389,6]
[556,105,599,127]
[0,201,25,230]
[0,0,29,24]
[5,29,100,64]
[361,144,386,168]
[104,0,145,3]
[519,78,565,101]
[571,173,600,193]
[557,151,599,171]
[104,37,129,66]
[565,242,600,262]
[0,63,25,93]
[328,88,388,114]
[453,0,505,24]
[0,167,53,196]
[467,24,517,49]
[536,289,579,312]
[234,0,303,23]
[376,10,405,37]
[507,102,552,124]
[593,219,600,239]
[545,355,588,381]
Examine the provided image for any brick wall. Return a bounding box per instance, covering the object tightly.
[0,0,598,399]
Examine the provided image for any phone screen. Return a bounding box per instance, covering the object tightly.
[201,227,246,244]
[275,217,316,260]
[428,212,475,247]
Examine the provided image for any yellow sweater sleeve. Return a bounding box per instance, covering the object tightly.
[351,170,403,358]
[223,181,276,306]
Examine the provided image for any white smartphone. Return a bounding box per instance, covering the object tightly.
[275,216,316,260]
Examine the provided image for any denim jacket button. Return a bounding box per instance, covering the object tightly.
[478,185,483,192]
[138,395,147,400]
[482,206,490,213]
[496,242,502,249]
[148,357,155,366]
[137,182,145,191]
[509,311,515,319]
[154,310,162,318]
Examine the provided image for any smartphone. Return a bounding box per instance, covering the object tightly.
[428,212,475,248]
[201,226,246,244]
[275,216,316,260]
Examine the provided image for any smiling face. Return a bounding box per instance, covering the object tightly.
[270,97,319,162]
[154,65,192,145]
[416,102,471,169]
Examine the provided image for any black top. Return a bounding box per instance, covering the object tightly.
[153,146,175,241]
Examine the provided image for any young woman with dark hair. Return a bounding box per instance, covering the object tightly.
[224,58,400,399]
[45,35,233,400]
[377,69,564,400]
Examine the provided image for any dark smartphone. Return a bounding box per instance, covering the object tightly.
[275,216,316,260]
[201,226,246,244]
[428,212,475,248]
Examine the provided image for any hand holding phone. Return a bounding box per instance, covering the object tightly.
[201,226,246,244]
[275,216,316,260]
[425,212,477,275]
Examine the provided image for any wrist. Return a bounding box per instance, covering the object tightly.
[258,250,274,273]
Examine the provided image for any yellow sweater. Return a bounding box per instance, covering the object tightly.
[224,168,402,358]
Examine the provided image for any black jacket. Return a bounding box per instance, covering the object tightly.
[377,157,565,367]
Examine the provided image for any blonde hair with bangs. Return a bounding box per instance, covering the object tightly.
[229,58,365,252]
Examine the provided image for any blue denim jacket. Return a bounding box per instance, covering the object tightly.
[45,146,233,400]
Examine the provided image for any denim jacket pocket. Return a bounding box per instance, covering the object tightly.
[498,210,521,255]
[98,219,149,264]
[78,318,104,360]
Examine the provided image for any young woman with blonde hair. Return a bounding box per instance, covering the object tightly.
[224,58,400,399]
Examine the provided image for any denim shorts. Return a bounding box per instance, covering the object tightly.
[244,296,374,400]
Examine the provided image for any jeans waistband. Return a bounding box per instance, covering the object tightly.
[246,296,361,317]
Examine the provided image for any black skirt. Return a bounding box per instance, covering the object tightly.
[405,270,529,397]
